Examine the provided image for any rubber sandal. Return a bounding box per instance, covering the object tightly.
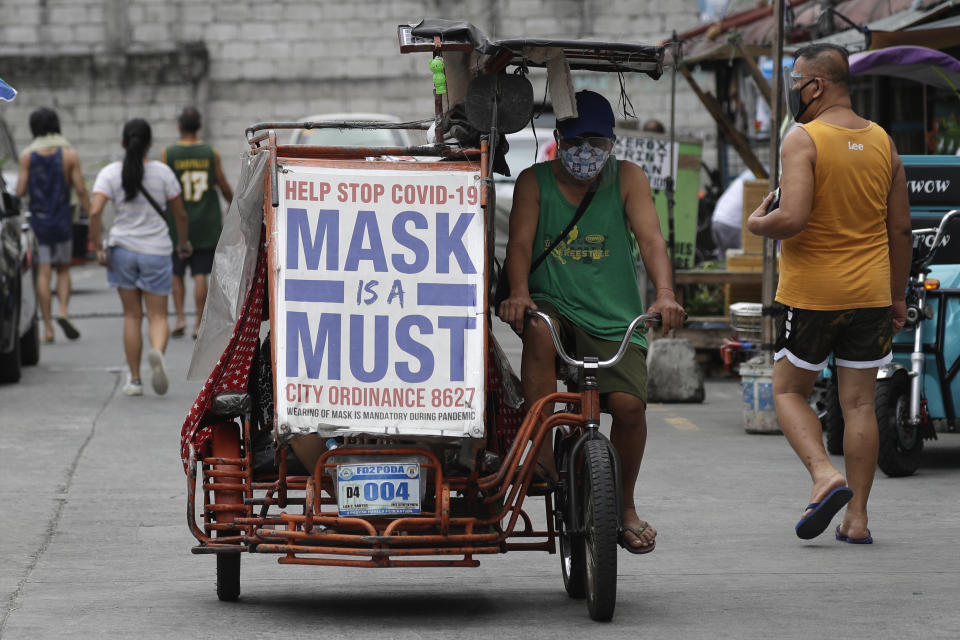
[795,485,853,540]
[835,524,873,544]
[619,522,656,554]
[56,317,80,340]
[171,326,186,338]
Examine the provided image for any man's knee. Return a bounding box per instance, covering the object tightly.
[838,379,878,414]
[521,319,556,361]
[607,392,646,424]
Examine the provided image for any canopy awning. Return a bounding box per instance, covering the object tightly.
[849,45,960,90]
[672,0,955,66]
[402,20,664,77]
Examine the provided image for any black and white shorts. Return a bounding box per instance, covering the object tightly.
[773,304,893,371]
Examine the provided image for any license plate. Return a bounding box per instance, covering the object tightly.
[336,462,421,516]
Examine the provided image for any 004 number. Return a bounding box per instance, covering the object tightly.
[344,482,410,502]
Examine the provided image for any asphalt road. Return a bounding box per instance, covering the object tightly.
[2,263,959,639]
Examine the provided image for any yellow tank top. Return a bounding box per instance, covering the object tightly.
[776,120,892,310]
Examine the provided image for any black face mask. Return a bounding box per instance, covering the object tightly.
[788,78,818,122]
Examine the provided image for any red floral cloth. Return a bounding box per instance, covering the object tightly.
[486,347,526,455]
[179,231,266,472]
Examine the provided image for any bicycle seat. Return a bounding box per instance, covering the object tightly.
[210,392,251,418]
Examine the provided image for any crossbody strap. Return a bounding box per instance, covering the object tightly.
[529,177,598,274]
[138,184,167,220]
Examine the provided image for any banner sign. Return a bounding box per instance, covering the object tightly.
[613,131,702,268]
[275,165,486,439]
[613,135,676,192]
[904,163,960,208]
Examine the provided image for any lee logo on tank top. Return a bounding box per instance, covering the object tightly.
[847,141,864,151]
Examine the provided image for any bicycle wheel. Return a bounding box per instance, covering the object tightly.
[582,439,618,621]
[211,423,244,601]
[555,430,585,599]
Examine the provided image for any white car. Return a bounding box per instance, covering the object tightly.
[287,113,412,148]
[492,117,556,262]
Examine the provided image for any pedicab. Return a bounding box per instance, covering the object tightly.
[181,20,665,621]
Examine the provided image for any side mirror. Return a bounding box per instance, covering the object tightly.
[1,192,21,217]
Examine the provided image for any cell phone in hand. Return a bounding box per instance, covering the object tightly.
[766,187,781,213]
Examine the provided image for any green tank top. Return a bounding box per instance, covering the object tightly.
[529,157,647,348]
[164,141,222,249]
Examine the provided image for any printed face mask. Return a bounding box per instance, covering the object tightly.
[559,141,611,181]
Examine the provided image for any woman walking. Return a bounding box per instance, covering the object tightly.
[89,118,191,396]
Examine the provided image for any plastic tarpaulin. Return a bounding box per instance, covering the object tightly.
[187,150,269,380]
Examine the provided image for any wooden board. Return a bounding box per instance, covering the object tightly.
[741,179,769,255]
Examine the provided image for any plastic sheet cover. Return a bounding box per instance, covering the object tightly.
[187,150,269,380]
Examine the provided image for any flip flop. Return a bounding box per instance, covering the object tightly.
[795,485,853,540]
[171,326,186,338]
[56,317,80,340]
[835,524,873,544]
[619,522,656,555]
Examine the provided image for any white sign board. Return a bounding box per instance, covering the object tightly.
[613,135,678,192]
[275,165,485,439]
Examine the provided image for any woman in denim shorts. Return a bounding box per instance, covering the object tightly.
[88,119,192,396]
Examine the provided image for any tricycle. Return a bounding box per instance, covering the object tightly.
[180,20,665,621]
[822,208,960,476]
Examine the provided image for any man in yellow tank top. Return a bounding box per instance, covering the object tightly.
[747,44,911,544]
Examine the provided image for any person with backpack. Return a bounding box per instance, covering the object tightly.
[88,118,191,396]
[15,107,91,343]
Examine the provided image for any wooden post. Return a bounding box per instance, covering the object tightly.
[733,40,773,107]
[762,0,786,363]
[680,66,769,180]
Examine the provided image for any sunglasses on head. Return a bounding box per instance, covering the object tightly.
[557,135,614,150]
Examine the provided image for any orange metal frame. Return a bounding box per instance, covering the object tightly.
[186,132,604,568]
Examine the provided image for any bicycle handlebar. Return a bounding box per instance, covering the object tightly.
[525,309,662,370]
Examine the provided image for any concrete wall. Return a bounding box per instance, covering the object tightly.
[0,0,723,186]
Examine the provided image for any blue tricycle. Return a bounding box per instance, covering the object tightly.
[822,198,960,477]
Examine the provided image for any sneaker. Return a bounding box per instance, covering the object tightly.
[147,348,169,395]
[122,376,143,396]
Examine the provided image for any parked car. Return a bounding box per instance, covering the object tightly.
[0,115,40,383]
[287,113,412,147]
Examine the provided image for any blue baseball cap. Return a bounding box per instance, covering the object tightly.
[556,91,616,139]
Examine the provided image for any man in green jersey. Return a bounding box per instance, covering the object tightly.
[163,107,233,339]
[498,91,684,554]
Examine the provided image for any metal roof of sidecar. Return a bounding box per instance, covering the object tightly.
[402,19,664,78]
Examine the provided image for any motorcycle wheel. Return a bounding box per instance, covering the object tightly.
[876,374,923,477]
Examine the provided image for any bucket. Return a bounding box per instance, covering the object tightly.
[739,357,781,434]
[729,302,763,343]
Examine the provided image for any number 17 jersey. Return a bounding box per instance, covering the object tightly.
[163,141,223,249]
